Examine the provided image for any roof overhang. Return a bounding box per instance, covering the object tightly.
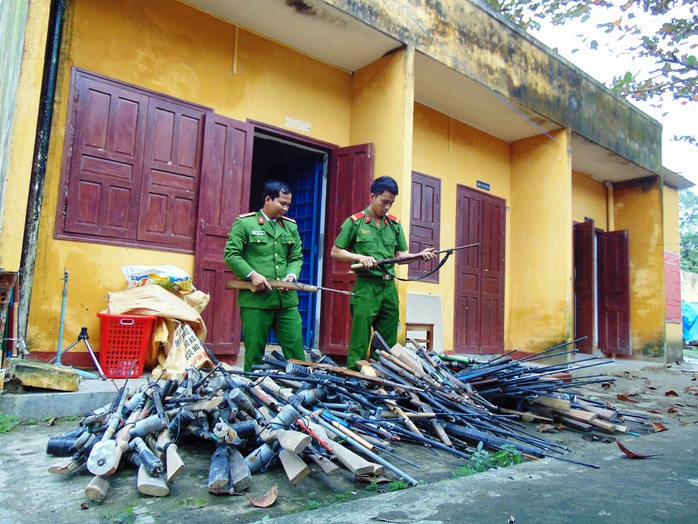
[181,0,690,188]
[181,0,399,72]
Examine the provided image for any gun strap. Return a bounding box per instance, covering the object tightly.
[379,249,454,282]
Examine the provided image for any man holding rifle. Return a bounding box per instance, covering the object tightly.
[331,176,437,370]
[224,180,306,371]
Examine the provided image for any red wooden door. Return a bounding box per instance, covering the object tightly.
[194,114,253,357]
[319,143,374,355]
[598,230,631,355]
[574,220,596,354]
[480,196,506,353]
[454,185,505,354]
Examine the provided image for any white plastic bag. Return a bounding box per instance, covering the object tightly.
[121,265,194,293]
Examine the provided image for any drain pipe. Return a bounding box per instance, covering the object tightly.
[18,0,67,343]
[605,181,614,231]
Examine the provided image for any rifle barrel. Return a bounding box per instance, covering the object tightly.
[350,243,479,269]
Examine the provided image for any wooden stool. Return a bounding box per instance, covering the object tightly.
[405,323,434,351]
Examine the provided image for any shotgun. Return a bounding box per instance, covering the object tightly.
[350,243,479,269]
[225,279,353,296]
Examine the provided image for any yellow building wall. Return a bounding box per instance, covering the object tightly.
[28,0,354,355]
[349,47,415,339]
[614,178,665,357]
[509,130,573,352]
[411,103,511,351]
[663,187,680,249]
[663,185,682,362]
[572,171,608,231]
[0,0,50,270]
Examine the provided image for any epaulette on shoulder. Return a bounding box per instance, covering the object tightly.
[281,216,296,224]
[350,211,366,222]
[386,213,400,224]
[238,212,256,218]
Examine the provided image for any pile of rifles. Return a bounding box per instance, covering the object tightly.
[45,334,641,501]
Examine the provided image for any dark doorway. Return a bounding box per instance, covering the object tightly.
[249,134,326,348]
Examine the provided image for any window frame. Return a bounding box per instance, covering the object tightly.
[54,68,210,253]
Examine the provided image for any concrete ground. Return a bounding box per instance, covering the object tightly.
[1,356,697,524]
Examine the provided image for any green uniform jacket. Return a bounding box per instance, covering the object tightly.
[334,209,408,278]
[224,211,303,309]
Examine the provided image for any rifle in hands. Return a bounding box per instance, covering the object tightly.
[350,243,479,269]
[226,279,353,296]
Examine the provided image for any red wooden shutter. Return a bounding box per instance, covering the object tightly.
[138,99,205,249]
[409,171,441,282]
[194,114,253,357]
[64,74,148,239]
[320,143,374,356]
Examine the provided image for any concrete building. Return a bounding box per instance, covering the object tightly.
[1,0,691,368]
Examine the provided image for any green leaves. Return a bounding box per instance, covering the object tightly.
[679,189,698,272]
[486,0,697,147]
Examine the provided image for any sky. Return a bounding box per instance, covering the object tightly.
[531,4,698,186]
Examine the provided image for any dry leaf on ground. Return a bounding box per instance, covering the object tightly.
[246,485,278,508]
[616,439,662,459]
[617,394,638,403]
[652,422,668,432]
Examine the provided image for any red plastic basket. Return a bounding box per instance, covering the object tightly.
[97,313,156,379]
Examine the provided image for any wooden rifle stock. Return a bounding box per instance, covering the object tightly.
[350,242,479,269]
[225,279,353,296]
[226,279,319,293]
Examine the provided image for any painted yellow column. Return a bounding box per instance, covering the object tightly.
[509,129,573,353]
[615,177,665,358]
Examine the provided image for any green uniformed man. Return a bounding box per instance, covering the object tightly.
[331,176,437,370]
[224,180,306,371]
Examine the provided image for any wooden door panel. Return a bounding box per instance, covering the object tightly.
[139,99,205,248]
[480,198,505,354]
[574,220,596,354]
[65,77,148,238]
[598,230,631,355]
[320,144,374,355]
[194,114,253,357]
[409,172,441,282]
[454,186,505,354]
[454,187,482,353]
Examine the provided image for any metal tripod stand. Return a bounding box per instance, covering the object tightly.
[49,326,111,383]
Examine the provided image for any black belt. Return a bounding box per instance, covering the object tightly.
[360,274,394,281]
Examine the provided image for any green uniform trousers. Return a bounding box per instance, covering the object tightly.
[347,278,399,370]
[240,307,305,371]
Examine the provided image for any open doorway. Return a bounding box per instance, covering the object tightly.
[573,220,631,356]
[249,133,327,349]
